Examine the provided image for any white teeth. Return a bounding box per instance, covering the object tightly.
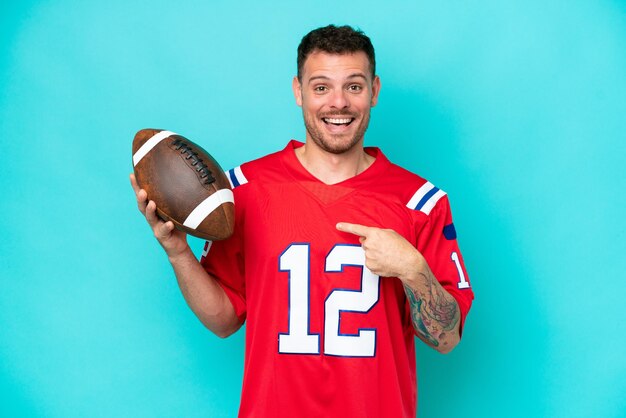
[324,118,352,124]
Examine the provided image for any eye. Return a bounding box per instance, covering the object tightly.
[314,85,328,93]
[348,84,363,92]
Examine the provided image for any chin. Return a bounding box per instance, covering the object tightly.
[314,135,362,154]
[303,114,370,155]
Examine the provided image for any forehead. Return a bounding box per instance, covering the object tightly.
[301,51,371,81]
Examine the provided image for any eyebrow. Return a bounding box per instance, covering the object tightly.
[307,73,368,84]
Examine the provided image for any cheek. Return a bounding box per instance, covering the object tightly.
[302,102,323,117]
[356,96,373,111]
[302,93,327,109]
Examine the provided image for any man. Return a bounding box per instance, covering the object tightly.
[131,25,473,418]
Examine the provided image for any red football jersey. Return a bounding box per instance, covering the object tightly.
[200,140,473,418]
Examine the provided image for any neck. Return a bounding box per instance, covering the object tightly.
[295,140,375,185]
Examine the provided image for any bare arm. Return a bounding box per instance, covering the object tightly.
[400,256,460,353]
[130,174,241,338]
[336,222,460,353]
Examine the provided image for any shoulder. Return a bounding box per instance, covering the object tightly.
[225,147,286,189]
[382,159,449,217]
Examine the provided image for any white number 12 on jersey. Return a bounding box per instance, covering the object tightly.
[278,244,380,357]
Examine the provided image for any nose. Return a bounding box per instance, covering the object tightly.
[329,89,349,109]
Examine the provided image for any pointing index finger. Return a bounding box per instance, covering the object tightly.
[336,222,372,237]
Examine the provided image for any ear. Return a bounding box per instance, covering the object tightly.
[370,75,381,107]
[292,76,303,107]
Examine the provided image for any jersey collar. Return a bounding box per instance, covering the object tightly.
[281,140,391,187]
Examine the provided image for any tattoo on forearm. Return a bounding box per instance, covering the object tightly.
[404,270,460,348]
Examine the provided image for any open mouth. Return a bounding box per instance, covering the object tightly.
[323,117,355,126]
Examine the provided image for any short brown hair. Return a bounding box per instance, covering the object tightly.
[297,25,376,81]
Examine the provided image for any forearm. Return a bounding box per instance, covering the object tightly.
[401,256,461,353]
[334,222,462,352]
[168,248,241,338]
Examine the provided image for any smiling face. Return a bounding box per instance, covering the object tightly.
[293,50,381,155]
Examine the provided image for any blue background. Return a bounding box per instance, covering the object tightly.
[1,1,625,417]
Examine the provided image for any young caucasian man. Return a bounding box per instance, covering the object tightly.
[131,24,474,418]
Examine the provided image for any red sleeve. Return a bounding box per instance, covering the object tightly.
[415,195,474,334]
[199,185,248,324]
[200,235,247,324]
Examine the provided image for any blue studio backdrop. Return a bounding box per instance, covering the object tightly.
[1,1,624,417]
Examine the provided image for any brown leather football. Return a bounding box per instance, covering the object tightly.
[132,128,234,240]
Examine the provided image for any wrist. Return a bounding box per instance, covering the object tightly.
[398,250,428,287]
[167,245,194,265]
